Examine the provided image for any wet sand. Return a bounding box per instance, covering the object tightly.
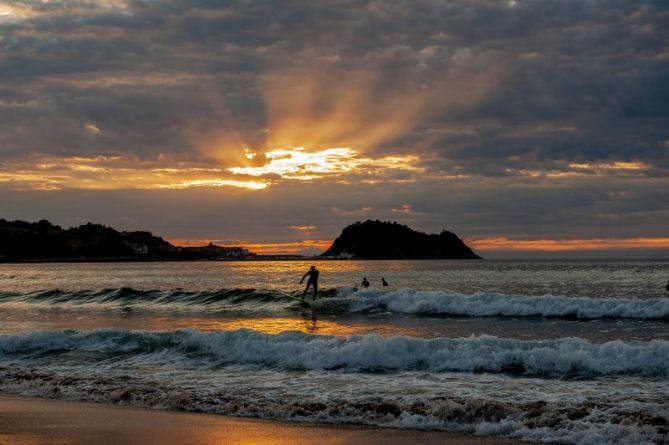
[0,394,526,445]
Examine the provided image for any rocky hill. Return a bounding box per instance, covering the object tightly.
[321,220,481,259]
[0,219,253,262]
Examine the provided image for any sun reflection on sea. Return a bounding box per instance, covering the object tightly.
[175,316,362,336]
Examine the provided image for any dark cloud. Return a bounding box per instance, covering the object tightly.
[2,1,667,161]
[2,176,668,244]
[0,0,667,249]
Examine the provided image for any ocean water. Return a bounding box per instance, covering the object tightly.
[0,260,668,444]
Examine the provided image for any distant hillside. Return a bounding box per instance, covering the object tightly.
[0,219,253,262]
[321,220,481,259]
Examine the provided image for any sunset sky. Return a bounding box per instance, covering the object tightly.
[1,0,668,256]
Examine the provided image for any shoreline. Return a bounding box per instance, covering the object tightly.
[0,394,527,445]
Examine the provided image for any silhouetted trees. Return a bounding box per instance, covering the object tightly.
[0,219,191,261]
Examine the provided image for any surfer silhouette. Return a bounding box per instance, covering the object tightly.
[666,280,669,291]
[382,278,389,287]
[361,277,370,288]
[300,266,319,300]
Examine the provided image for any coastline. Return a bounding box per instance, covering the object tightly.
[0,256,483,263]
[0,394,527,445]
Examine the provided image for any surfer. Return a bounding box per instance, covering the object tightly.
[666,280,669,291]
[382,278,389,287]
[361,277,370,288]
[300,265,319,300]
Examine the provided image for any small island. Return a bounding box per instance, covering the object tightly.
[321,220,481,259]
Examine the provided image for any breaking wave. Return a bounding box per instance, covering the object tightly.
[2,327,668,443]
[318,288,669,319]
[1,287,668,320]
[0,287,336,310]
[1,328,668,378]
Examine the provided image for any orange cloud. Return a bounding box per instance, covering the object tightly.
[0,155,268,191]
[0,146,421,191]
[289,226,317,236]
[569,161,647,170]
[468,237,669,251]
[170,239,331,255]
[244,240,331,254]
[290,226,317,232]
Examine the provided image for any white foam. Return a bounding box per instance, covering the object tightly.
[0,366,665,445]
[3,287,668,320]
[2,328,668,377]
[319,289,669,319]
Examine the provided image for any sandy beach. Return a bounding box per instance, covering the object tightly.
[0,394,526,445]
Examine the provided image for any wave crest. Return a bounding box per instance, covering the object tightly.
[0,287,336,309]
[2,287,668,320]
[316,288,669,319]
[2,328,668,377]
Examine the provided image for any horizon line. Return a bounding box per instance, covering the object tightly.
[169,237,669,256]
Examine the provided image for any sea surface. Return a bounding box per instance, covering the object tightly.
[1,260,668,444]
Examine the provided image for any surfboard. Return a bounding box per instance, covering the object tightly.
[283,294,312,307]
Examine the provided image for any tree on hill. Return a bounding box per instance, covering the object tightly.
[0,218,256,261]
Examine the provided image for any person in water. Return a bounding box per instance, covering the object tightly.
[382,278,389,287]
[361,277,370,288]
[666,280,669,291]
[300,265,319,300]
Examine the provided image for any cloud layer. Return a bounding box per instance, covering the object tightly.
[1,0,668,253]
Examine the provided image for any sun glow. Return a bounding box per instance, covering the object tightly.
[229,147,421,180]
[200,65,494,184]
[0,145,423,191]
[159,179,268,190]
[0,59,493,192]
[0,155,268,191]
